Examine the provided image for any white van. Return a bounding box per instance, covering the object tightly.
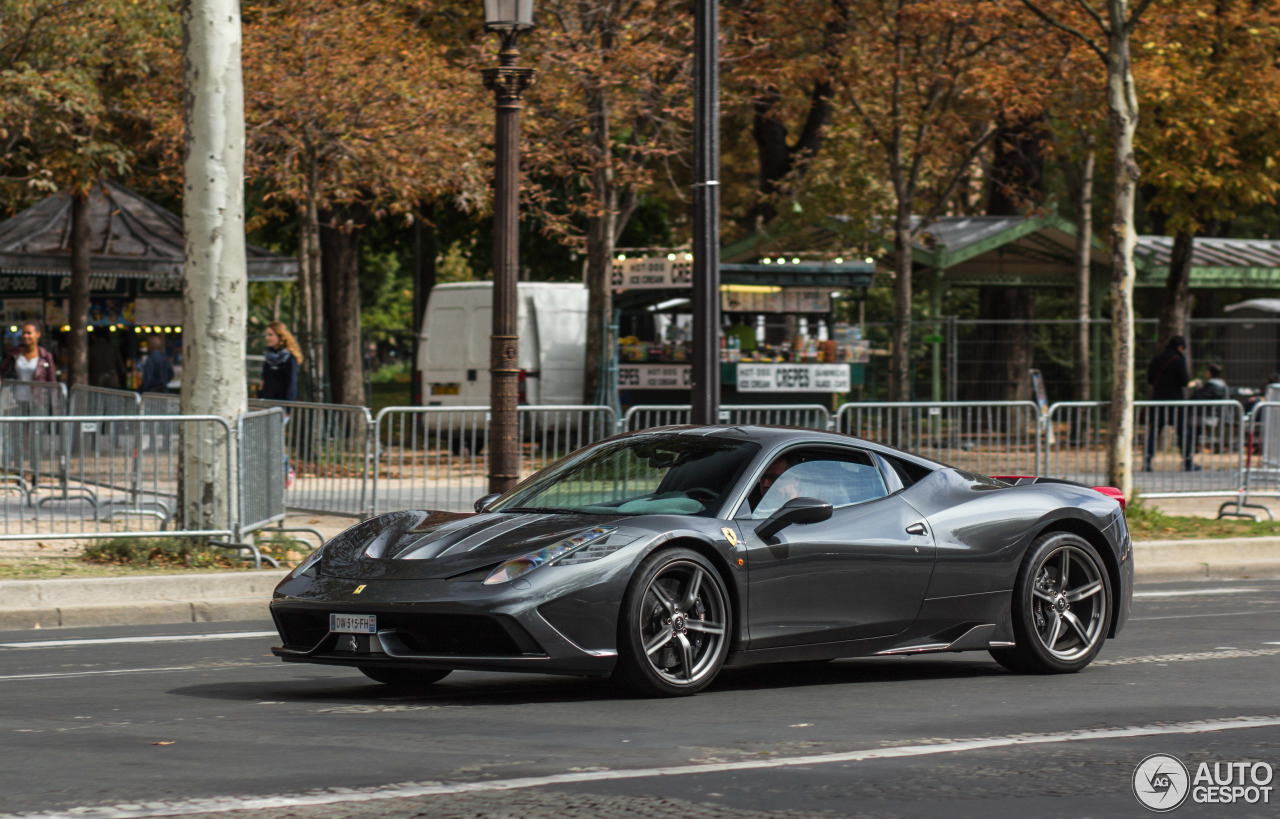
[418,281,588,406]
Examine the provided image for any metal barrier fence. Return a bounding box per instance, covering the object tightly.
[1219,387,1280,519]
[0,381,67,417]
[69,385,140,417]
[0,391,1270,529]
[249,398,373,518]
[1041,400,1246,498]
[0,415,235,541]
[238,408,287,536]
[622,404,833,432]
[372,406,618,516]
[836,401,1043,477]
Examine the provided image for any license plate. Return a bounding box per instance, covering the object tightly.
[431,383,460,395]
[330,613,377,634]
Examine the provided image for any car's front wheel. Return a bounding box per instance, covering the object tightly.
[358,666,451,688]
[615,548,731,697]
[992,531,1111,674]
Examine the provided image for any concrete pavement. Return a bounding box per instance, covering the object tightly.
[0,537,1277,631]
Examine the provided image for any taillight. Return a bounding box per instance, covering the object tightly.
[1092,486,1126,510]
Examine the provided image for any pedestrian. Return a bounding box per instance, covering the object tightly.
[1189,363,1229,401]
[1144,334,1198,471]
[138,335,174,394]
[0,320,58,413]
[1189,363,1229,452]
[260,321,302,402]
[88,332,127,390]
[260,322,303,488]
[0,320,57,384]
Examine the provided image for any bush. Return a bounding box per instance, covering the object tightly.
[256,533,316,566]
[81,537,241,569]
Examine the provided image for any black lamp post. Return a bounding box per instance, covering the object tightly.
[690,0,720,425]
[482,0,535,494]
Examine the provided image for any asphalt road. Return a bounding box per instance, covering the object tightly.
[2,579,1279,819]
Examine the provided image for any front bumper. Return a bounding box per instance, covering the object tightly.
[269,569,625,678]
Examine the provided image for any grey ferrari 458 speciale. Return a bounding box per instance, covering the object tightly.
[271,425,1132,696]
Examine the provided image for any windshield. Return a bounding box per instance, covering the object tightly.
[490,434,761,517]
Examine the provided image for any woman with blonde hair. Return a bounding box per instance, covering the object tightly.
[260,321,303,402]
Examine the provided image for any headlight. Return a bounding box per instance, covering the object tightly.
[484,526,619,585]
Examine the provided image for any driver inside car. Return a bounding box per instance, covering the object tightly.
[750,454,805,515]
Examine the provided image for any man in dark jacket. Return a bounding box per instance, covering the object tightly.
[138,336,174,394]
[1144,335,1198,471]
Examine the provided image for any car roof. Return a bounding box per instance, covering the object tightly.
[616,424,947,471]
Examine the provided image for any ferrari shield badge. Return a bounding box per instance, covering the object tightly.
[353,585,366,595]
[721,527,738,547]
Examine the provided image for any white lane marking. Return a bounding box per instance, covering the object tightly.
[0,663,266,682]
[1096,647,1280,666]
[1130,607,1280,621]
[1134,588,1260,598]
[6,715,1279,819]
[0,631,276,649]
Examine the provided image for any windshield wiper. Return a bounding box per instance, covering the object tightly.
[500,506,579,514]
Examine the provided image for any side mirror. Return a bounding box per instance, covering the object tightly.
[474,493,502,513]
[756,497,833,540]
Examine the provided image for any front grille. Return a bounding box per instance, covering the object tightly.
[273,607,526,656]
[274,608,329,649]
[391,612,523,656]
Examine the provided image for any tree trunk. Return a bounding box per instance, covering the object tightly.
[974,288,1035,402]
[67,189,91,388]
[1073,138,1095,401]
[412,214,437,406]
[296,148,323,401]
[891,206,913,402]
[1157,228,1193,345]
[1104,5,1140,499]
[986,116,1045,215]
[180,0,247,532]
[583,89,616,406]
[320,202,366,407]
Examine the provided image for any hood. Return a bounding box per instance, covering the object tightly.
[321,509,624,580]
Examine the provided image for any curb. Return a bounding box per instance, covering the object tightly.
[1133,538,1280,581]
[0,571,285,631]
[0,542,1277,632]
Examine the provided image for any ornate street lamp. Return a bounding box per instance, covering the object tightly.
[482,0,536,494]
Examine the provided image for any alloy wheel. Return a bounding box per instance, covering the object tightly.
[637,559,728,687]
[1029,544,1108,662]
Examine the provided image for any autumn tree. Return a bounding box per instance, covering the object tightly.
[1,0,179,387]
[1019,0,1158,498]
[829,0,1038,402]
[240,0,481,406]
[1137,0,1280,343]
[515,0,693,405]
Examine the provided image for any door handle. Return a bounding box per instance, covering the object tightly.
[906,522,927,536]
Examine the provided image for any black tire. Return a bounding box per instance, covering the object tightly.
[615,548,732,697]
[358,666,451,688]
[991,531,1111,674]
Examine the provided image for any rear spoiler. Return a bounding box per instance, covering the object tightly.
[993,476,1126,511]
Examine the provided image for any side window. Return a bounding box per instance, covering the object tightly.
[750,449,889,518]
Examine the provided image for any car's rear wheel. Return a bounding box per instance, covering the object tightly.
[992,531,1111,674]
[358,666,451,688]
[615,548,731,697]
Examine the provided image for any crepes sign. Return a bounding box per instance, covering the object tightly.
[737,364,851,393]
